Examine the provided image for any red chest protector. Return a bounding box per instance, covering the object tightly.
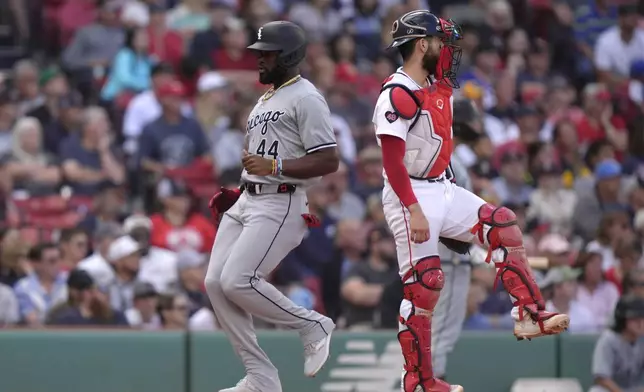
[381,77,455,180]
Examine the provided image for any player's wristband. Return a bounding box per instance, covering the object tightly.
[275,157,283,175]
[271,158,283,176]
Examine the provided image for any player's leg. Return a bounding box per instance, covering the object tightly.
[441,183,569,339]
[382,185,462,392]
[204,202,281,392]
[431,249,471,380]
[219,192,335,377]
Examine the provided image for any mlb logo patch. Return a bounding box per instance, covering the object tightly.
[385,111,398,123]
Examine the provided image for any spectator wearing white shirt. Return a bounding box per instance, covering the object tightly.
[195,71,231,152]
[189,301,218,331]
[331,114,357,164]
[122,63,191,155]
[540,266,597,333]
[78,222,124,289]
[627,59,644,106]
[0,283,19,327]
[576,252,620,330]
[123,215,179,294]
[594,3,644,86]
[105,235,142,312]
[176,249,207,315]
[213,101,250,175]
[125,281,162,330]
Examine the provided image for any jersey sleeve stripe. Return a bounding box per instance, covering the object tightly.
[306,142,337,153]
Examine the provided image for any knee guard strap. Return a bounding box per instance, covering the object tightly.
[470,204,546,319]
[398,257,443,389]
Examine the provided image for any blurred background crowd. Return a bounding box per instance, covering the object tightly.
[0,0,643,341]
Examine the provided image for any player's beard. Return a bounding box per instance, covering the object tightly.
[259,66,283,85]
[421,51,440,76]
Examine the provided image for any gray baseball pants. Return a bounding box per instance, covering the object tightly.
[204,189,333,391]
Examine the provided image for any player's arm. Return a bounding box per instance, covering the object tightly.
[376,87,429,243]
[282,93,339,178]
[375,88,418,210]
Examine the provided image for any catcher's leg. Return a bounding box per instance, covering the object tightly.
[399,256,463,392]
[470,203,570,339]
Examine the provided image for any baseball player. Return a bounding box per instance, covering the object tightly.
[204,21,338,392]
[590,295,644,392]
[430,99,482,381]
[373,10,570,392]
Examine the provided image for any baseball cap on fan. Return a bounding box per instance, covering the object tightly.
[594,159,622,181]
[197,71,228,93]
[107,236,142,263]
[123,215,153,234]
[157,80,186,98]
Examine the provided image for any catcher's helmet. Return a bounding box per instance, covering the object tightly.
[387,10,463,88]
[247,21,307,69]
[387,10,462,49]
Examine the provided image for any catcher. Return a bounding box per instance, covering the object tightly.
[372,10,570,392]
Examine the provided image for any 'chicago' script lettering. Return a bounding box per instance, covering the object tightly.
[247,110,285,135]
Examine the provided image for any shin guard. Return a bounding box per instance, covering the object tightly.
[398,256,451,392]
[470,203,556,329]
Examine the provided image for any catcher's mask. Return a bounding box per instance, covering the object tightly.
[388,10,463,88]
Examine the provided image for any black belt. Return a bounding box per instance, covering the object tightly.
[241,182,297,195]
[409,175,445,183]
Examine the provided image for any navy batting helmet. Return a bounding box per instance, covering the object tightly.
[247,21,307,69]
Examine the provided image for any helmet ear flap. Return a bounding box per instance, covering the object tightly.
[277,44,306,69]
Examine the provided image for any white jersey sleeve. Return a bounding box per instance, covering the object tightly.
[372,73,420,142]
[295,93,337,153]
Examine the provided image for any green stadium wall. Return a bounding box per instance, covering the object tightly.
[0,330,598,392]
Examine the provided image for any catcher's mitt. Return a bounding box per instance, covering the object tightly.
[439,237,471,255]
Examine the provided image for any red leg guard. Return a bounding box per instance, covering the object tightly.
[470,204,555,327]
[398,257,452,392]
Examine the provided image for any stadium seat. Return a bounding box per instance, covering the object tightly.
[511,378,583,392]
[164,158,219,198]
[12,195,68,216]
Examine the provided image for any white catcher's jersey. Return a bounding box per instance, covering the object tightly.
[372,69,454,179]
[242,77,337,186]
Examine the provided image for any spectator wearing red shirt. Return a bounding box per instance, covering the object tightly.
[149,179,215,254]
[210,17,256,71]
[575,83,627,152]
[147,5,184,71]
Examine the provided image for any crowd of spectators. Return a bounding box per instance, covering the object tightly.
[0,0,643,353]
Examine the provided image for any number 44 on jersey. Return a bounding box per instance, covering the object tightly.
[256,139,279,159]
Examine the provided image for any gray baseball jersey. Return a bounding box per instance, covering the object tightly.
[242,77,337,186]
[204,75,337,391]
[591,329,644,392]
[432,153,473,378]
